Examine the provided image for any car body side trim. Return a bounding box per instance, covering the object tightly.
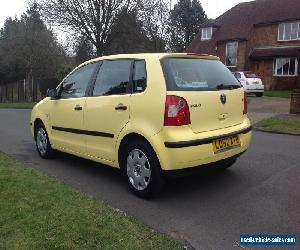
[52,126,114,138]
[164,126,252,148]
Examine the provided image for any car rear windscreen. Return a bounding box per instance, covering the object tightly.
[161,58,241,91]
[245,73,257,78]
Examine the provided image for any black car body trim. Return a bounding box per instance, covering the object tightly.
[164,126,252,148]
[52,126,114,138]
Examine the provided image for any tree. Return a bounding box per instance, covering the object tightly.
[168,0,207,52]
[137,0,170,52]
[105,8,159,54]
[0,2,66,83]
[40,0,136,56]
[0,18,25,83]
[74,37,94,64]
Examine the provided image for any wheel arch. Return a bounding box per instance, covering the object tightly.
[33,118,44,140]
[117,132,160,172]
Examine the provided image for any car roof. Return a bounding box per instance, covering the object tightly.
[78,53,219,68]
[234,71,256,74]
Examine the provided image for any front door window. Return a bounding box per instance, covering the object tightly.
[60,63,97,99]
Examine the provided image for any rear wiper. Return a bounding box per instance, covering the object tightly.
[216,84,241,90]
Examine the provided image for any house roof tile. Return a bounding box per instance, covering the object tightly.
[186,0,300,53]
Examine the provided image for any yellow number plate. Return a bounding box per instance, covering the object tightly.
[213,135,241,154]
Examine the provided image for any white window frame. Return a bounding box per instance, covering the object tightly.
[201,27,212,40]
[278,21,300,41]
[225,41,238,67]
[273,57,298,77]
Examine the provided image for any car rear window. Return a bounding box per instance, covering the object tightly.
[245,72,257,78]
[161,58,241,91]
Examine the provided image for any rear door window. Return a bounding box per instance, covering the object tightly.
[133,60,147,93]
[161,58,241,91]
[93,60,132,96]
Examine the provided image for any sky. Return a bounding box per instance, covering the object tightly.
[0,0,253,28]
[0,0,252,28]
[200,0,252,19]
[0,0,27,28]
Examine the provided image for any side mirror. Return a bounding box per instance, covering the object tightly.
[46,88,58,99]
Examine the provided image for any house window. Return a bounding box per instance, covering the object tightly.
[226,41,238,67]
[201,27,212,40]
[273,58,298,76]
[278,22,300,41]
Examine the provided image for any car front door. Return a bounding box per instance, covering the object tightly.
[84,59,132,163]
[49,63,98,154]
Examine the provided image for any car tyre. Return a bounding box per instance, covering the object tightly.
[121,139,165,198]
[35,123,54,159]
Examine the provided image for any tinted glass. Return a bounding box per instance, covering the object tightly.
[93,60,131,96]
[60,63,97,99]
[133,60,147,93]
[245,73,257,78]
[162,58,241,91]
[234,72,241,79]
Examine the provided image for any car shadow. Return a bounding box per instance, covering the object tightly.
[48,150,243,203]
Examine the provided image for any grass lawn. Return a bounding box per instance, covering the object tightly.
[255,117,300,135]
[0,153,183,250]
[264,90,291,98]
[0,102,36,109]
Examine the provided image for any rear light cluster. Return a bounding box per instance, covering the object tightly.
[164,95,191,126]
[243,92,248,114]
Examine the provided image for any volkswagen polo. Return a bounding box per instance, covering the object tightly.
[31,53,252,198]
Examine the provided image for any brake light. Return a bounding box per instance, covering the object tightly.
[243,92,248,115]
[164,95,191,126]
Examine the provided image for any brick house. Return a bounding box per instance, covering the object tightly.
[186,0,300,90]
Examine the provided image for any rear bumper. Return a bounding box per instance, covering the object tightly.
[164,126,252,148]
[244,85,264,93]
[151,120,252,170]
[164,152,245,178]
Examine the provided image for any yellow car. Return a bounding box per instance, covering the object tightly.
[31,53,252,198]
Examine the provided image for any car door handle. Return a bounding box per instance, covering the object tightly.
[115,104,127,111]
[74,105,83,111]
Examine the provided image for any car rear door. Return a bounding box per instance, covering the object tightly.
[84,59,132,162]
[49,63,98,154]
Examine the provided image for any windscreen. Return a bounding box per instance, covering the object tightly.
[161,58,241,91]
[245,72,257,78]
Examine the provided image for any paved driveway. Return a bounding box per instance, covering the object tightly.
[247,96,290,123]
[0,109,299,250]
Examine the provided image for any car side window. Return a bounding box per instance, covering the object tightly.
[133,60,147,93]
[93,60,132,96]
[60,63,97,99]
